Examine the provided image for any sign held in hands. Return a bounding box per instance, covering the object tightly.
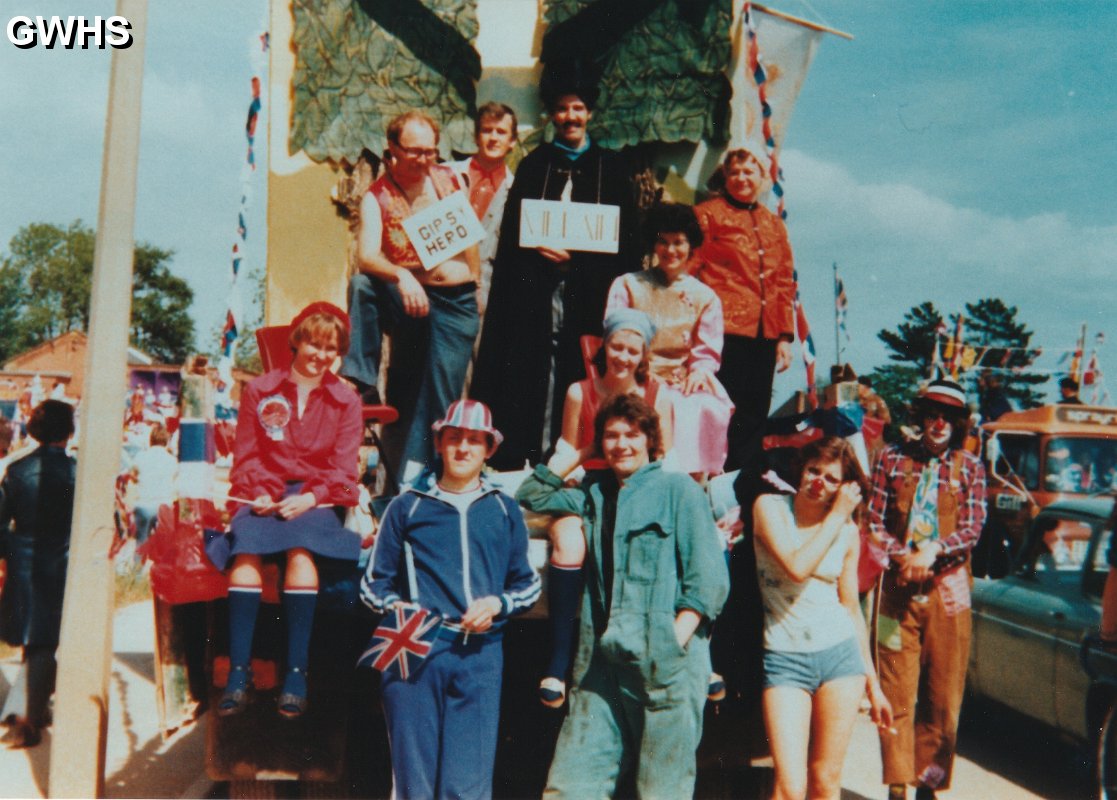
[402,191,486,271]
[520,199,620,254]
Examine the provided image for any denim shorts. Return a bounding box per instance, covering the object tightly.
[763,637,865,693]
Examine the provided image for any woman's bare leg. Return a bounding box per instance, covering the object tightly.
[807,674,866,799]
[763,686,813,800]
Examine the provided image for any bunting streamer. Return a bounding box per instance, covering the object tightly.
[742,2,787,219]
[792,270,818,409]
[219,33,268,363]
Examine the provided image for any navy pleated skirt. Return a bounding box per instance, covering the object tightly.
[205,482,361,571]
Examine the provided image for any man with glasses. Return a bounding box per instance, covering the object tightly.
[340,110,481,477]
[863,377,987,800]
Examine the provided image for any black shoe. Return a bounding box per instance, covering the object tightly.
[217,665,252,717]
[914,788,936,800]
[277,667,308,720]
[2,719,41,749]
[888,785,907,800]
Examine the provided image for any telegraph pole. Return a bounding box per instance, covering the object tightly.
[49,2,147,796]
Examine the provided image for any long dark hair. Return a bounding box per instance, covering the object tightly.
[795,436,868,523]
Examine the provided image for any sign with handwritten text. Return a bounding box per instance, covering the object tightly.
[402,192,486,271]
[519,199,620,254]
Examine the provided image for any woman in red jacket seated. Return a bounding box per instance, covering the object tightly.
[209,302,362,719]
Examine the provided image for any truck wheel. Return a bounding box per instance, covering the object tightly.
[1098,703,1117,799]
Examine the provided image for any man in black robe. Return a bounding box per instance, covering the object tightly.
[471,77,640,470]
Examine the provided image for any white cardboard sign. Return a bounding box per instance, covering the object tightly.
[519,199,620,254]
[401,191,486,271]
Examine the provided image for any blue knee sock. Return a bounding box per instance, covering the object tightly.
[227,587,261,691]
[282,589,318,696]
[545,564,583,680]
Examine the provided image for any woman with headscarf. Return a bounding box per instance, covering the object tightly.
[539,308,673,708]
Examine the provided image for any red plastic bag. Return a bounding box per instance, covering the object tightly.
[857,525,886,594]
[139,500,229,604]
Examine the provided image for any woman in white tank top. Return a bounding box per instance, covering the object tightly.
[753,437,893,800]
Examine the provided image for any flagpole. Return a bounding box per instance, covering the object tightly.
[833,262,841,368]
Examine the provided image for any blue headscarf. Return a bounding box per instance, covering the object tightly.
[602,308,656,346]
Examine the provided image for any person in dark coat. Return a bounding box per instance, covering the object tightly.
[471,70,641,470]
[0,399,76,749]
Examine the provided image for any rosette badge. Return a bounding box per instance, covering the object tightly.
[258,394,293,441]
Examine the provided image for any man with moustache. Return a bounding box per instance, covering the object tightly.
[450,101,518,320]
[340,110,481,476]
[864,378,987,800]
[472,70,641,470]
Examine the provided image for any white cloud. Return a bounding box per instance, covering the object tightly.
[774,148,1117,398]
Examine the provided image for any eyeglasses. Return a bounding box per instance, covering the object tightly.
[393,143,439,160]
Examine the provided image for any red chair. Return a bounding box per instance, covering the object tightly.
[255,325,400,492]
[580,334,603,382]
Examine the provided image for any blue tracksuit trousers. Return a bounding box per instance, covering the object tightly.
[381,631,503,800]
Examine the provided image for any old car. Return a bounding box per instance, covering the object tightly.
[969,496,1117,795]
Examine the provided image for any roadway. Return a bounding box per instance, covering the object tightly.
[0,599,1099,799]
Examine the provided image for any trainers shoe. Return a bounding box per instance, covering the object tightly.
[539,677,566,709]
[707,672,727,702]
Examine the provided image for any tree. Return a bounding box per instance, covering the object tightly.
[871,301,945,437]
[0,220,195,363]
[871,298,1046,437]
[962,298,1047,409]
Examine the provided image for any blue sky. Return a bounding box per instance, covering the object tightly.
[2,1,1113,404]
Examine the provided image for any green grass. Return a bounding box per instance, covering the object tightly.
[114,562,153,608]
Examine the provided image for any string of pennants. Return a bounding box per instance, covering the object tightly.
[935,322,1109,403]
[219,32,269,369]
[741,1,815,404]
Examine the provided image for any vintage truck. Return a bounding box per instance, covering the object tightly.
[978,404,1117,576]
[969,495,1117,797]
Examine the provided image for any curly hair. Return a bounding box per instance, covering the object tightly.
[643,202,704,252]
[593,393,663,461]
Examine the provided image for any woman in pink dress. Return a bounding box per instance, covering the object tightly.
[606,203,733,479]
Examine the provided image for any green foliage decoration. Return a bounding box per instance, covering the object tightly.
[543,0,732,149]
[290,0,481,164]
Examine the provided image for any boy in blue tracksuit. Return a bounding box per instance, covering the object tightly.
[360,399,540,800]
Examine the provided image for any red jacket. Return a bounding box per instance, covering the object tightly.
[693,196,794,340]
[230,369,362,507]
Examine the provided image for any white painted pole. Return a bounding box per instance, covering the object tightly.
[49,2,147,797]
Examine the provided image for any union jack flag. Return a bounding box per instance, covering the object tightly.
[358,606,443,680]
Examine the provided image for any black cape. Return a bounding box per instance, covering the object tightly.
[471,141,640,469]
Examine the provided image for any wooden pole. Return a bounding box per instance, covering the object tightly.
[49,2,147,796]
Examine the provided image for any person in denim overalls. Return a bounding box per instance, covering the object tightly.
[518,393,729,798]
